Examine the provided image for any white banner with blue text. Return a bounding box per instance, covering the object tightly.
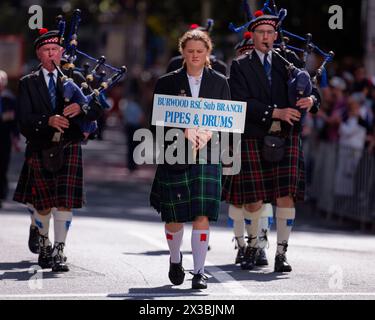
[152,94,247,133]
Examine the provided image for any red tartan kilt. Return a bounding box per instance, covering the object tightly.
[13,143,84,210]
[222,134,305,205]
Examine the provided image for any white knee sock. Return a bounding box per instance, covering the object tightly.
[165,226,184,264]
[27,203,36,227]
[191,229,210,274]
[276,207,296,255]
[53,210,73,245]
[234,221,246,247]
[243,205,264,247]
[229,205,245,248]
[258,203,274,249]
[34,210,51,238]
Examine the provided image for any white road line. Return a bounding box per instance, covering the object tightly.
[204,265,252,296]
[128,230,251,296]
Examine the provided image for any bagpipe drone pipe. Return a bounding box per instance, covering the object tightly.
[55,9,127,138]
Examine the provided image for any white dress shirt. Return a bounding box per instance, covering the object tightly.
[255,49,272,66]
[187,70,203,98]
[41,68,57,88]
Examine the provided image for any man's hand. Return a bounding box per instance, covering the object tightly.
[48,115,69,133]
[63,103,82,118]
[296,96,314,112]
[272,108,301,126]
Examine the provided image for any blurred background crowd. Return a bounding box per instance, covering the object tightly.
[0,0,374,229]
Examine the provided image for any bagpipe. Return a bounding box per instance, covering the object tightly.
[55,9,127,138]
[229,0,335,107]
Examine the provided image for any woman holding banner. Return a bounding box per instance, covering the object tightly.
[150,29,230,290]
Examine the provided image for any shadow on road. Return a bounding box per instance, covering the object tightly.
[207,264,290,283]
[119,285,210,300]
[0,261,65,281]
[122,250,193,256]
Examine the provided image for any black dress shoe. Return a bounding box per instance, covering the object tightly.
[240,246,258,270]
[28,225,40,254]
[274,254,292,272]
[38,238,52,269]
[52,243,69,272]
[191,273,208,290]
[168,253,185,285]
[255,248,269,266]
[52,258,69,272]
[235,246,246,264]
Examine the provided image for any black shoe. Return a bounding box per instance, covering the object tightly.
[274,253,292,272]
[52,243,69,272]
[235,246,246,264]
[191,273,208,290]
[274,241,292,272]
[240,246,258,270]
[255,248,269,266]
[38,235,53,269]
[168,253,185,285]
[28,225,40,254]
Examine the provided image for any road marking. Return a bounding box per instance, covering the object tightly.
[129,230,251,296]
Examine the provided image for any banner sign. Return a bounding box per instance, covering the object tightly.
[152,94,247,133]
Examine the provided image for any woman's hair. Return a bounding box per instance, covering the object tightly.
[178,29,213,68]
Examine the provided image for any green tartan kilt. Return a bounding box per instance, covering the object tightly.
[150,164,222,223]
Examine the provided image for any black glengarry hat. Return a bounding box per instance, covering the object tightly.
[248,10,279,32]
[34,28,63,49]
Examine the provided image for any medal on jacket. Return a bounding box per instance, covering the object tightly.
[179,89,186,96]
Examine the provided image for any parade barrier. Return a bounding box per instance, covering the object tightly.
[306,140,375,229]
